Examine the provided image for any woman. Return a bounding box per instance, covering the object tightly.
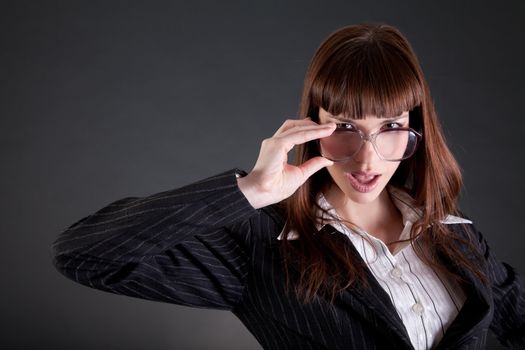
[52,23,524,349]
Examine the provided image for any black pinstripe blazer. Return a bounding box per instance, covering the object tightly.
[53,169,525,349]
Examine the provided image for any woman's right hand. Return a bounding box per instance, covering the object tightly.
[237,118,336,209]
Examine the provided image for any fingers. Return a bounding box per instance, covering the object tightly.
[240,119,336,208]
[270,122,336,153]
[273,118,317,136]
[297,156,334,181]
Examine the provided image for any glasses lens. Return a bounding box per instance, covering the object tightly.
[320,128,419,162]
[375,129,417,161]
[320,130,362,161]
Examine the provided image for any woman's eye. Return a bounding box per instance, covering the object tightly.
[383,122,404,129]
[337,123,356,130]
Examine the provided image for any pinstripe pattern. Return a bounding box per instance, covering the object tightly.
[304,190,469,350]
[53,169,525,349]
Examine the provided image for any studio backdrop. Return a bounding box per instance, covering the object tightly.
[1,1,524,349]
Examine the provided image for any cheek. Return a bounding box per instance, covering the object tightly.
[325,163,346,182]
[384,162,401,177]
[324,165,346,191]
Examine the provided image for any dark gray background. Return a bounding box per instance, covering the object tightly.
[1,1,524,349]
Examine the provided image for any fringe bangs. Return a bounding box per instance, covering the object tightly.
[310,38,424,119]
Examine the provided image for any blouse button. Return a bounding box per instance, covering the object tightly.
[390,267,403,278]
[411,302,424,315]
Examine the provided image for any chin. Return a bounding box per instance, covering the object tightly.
[342,187,385,204]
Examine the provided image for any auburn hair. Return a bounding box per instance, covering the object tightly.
[280,23,486,304]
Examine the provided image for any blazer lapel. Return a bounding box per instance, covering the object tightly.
[271,212,491,349]
[324,226,414,348]
[271,224,413,348]
[329,222,492,349]
[434,230,492,349]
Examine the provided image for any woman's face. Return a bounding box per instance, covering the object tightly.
[318,107,410,205]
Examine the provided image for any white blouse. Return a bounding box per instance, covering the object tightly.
[278,185,471,349]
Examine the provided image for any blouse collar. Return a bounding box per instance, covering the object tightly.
[277,185,472,240]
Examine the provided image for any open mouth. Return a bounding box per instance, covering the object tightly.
[347,172,381,193]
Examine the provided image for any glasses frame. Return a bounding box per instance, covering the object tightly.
[319,124,423,162]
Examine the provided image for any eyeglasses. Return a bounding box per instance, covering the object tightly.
[319,124,423,162]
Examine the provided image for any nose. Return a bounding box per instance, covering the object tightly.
[352,139,379,163]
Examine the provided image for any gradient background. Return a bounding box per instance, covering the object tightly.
[2,1,524,349]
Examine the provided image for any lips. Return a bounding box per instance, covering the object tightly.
[346,171,381,193]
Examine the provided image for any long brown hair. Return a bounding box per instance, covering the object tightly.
[281,23,486,304]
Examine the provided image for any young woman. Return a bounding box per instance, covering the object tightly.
[52,23,524,349]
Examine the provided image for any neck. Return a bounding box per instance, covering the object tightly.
[324,184,403,243]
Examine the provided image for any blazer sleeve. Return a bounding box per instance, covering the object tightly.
[52,169,258,311]
[473,227,525,348]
